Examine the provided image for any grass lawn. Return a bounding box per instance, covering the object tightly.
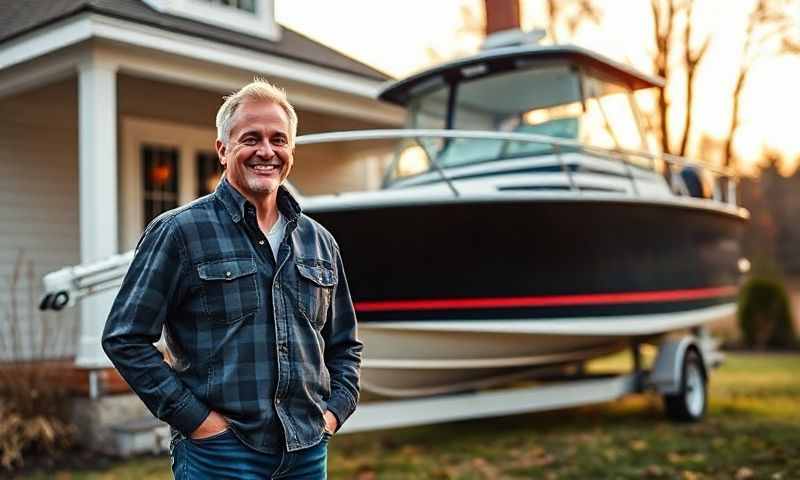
[18,352,800,479]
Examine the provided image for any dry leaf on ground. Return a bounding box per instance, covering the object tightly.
[735,466,755,480]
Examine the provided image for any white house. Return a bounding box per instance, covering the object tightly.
[0,0,403,385]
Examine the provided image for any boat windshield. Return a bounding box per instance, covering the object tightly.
[393,64,651,183]
[407,65,582,170]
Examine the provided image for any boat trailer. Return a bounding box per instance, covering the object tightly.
[341,333,721,434]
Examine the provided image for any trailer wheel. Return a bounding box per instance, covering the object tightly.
[663,349,707,422]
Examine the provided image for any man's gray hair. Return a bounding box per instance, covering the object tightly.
[215,79,298,147]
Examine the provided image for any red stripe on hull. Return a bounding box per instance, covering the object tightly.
[354,286,738,313]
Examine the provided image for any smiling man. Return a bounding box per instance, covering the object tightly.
[102,80,362,479]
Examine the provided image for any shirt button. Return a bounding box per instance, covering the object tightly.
[258,240,265,245]
[276,399,281,405]
[225,271,232,278]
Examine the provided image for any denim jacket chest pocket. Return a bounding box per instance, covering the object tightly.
[197,257,260,323]
[295,260,336,329]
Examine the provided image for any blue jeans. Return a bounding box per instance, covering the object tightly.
[170,429,330,479]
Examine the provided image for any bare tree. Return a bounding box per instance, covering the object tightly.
[723,0,798,169]
[544,0,601,44]
[649,0,677,154]
[648,0,713,158]
[677,0,710,157]
[425,1,484,65]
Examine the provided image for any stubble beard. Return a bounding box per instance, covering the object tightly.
[245,161,292,196]
[244,175,281,195]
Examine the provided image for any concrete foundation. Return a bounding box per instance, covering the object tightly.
[70,393,163,456]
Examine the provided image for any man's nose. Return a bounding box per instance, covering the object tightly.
[256,139,274,158]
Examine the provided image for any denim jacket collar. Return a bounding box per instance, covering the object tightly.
[216,176,302,225]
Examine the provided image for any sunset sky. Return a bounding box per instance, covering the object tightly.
[276,0,800,175]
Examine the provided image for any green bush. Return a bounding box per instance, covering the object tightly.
[737,277,797,349]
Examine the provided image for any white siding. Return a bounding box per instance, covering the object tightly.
[0,78,80,361]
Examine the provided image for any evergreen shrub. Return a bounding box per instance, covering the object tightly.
[737,277,796,349]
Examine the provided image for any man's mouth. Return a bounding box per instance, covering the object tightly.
[250,162,282,173]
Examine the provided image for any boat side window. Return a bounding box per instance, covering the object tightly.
[391,142,432,181]
[633,90,661,155]
[581,75,648,159]
[408,87,449,130]
[396,86,448,179]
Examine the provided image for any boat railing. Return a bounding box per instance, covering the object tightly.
[295,129,740,206]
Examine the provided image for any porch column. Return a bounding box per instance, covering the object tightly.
[76,55,119,368]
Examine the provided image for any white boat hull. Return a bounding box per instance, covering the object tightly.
[359,304,735,397]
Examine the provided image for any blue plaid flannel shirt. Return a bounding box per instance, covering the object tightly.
[102,178,362,453]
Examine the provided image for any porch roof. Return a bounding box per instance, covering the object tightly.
[0,0,392,82]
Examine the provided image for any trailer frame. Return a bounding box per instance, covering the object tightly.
[339,332,720,434]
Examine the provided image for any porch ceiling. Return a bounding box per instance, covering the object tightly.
[117,74,398,132]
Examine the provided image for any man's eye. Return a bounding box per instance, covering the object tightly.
[241,137,257,146]
[272,137,288,146]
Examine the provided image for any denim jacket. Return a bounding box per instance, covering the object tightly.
[102,178,362,453]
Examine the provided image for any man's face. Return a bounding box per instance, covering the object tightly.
[216,100,293,199]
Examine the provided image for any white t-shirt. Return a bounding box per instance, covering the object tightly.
[265,211,287,261]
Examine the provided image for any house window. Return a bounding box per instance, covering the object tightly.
[140,0,278,40]
[197,151,224,196]
[197,0,256,13]
[142,145,179,227]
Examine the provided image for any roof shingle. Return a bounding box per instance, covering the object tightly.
[0,0,392,81]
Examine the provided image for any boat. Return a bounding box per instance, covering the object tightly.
[40,36,748,398]
[293,40,748,397]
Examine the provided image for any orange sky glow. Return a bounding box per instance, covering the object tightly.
[276,0,800,176]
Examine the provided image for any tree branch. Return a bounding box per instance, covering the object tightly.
[678,0,711,157]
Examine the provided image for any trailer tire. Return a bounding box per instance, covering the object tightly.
[663,349,707,422]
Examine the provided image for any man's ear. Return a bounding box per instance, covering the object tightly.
[215,139,227,167]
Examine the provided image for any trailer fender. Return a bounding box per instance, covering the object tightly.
[649,336,706,395]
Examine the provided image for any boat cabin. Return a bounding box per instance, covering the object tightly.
[378,45,666,184]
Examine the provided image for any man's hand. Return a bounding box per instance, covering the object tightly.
[190,410,229,440]
[323,410,338,434]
